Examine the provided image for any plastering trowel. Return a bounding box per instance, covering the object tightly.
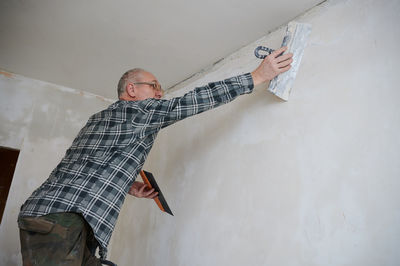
[254,22,312,101]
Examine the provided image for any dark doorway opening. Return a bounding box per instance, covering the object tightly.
[0,146,20,224]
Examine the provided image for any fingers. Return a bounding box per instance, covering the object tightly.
[148,191,159,199]
[279,64,291,73]
[271,46,287,58]
[143,188,158,199]
[129,182,159,198]
[138,184,147,194]
[138,184,153,196]
[141,185,159,198]
[276,52,293,63]
[277,57,293,68]
[271,48,293,72]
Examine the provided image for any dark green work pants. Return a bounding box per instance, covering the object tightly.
[18,212,102,266]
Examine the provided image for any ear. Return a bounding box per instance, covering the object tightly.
[126,83,136,99]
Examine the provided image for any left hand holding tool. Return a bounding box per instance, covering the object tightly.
[128,181,159,199]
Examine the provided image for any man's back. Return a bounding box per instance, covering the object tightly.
[19,100,158,257]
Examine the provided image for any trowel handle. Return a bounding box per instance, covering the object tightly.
[254,46,275,59]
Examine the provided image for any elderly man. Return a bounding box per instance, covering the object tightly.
[18,47,292,265]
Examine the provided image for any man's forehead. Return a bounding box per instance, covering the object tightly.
[140,71,158,82]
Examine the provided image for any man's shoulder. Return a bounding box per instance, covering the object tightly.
[87,100,153,122]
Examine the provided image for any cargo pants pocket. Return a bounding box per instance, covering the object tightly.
[18,213,85,265]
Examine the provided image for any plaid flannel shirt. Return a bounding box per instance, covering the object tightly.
[19,73,254,258]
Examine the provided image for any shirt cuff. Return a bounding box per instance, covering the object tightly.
[237,72,254,94]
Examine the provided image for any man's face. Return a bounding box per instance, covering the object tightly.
[129,72,163,101]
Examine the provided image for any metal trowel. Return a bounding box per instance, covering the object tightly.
[254,22,312,101]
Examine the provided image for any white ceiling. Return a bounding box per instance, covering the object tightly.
[0,0,323,99]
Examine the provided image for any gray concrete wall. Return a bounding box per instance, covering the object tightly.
[0,70,113,265]
[109,0,400,265]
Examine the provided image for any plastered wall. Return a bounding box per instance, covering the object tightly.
[0,71,113,265]
[110,0,400,265]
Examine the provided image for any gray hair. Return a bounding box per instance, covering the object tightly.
[117,68,147,98]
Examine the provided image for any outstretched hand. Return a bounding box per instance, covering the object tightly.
[251,46,293,86]
[128,181,158,199]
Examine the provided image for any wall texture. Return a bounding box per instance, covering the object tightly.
[0,71,113,265]
[110,0,400,265]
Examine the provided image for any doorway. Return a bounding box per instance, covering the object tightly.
[0,146,20,224]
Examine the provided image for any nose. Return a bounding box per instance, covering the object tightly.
[155,88,163,99]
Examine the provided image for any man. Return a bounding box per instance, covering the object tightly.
[18,47,293,265]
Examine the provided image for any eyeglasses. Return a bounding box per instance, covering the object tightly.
[133,82,162,92]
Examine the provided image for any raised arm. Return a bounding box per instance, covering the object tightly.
[131,47,293,131]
